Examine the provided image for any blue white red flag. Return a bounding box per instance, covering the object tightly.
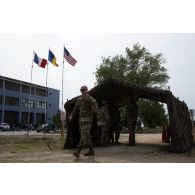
[33,52,47,68]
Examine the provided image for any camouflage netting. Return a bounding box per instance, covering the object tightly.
[64,78,193,154]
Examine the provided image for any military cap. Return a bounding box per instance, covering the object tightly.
[80,85,88,91]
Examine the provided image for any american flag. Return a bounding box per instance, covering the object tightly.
[64,47,77,66]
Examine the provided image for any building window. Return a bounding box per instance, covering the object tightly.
[22,99,34,108]
[22,85,30,93]
[36,88,46,97]
[0,80,3,88]
[22,85,35,95]
[49,92,52,95]
[37,101,47,109]
[49,104,51,107]
[5,81,20,92]
[0,95,2,104]
[5,96,19,106]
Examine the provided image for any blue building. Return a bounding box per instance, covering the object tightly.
[0,75,60,125]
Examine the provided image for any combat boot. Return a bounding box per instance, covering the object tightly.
[73,147,81,158]
[84,148,95,156]
[115,139,121,144]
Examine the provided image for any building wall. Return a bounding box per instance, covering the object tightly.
[0,76,60,125]
[47,88,60,124]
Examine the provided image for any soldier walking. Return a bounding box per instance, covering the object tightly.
[69,85,99,158]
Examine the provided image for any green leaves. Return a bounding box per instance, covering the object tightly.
[138,99,168,128]
[96,43,170,88]
[52,110,61,128]
[95,43,170,128]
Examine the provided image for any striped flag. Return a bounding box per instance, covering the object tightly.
[48,50,59,67]
[33,52,47,68]
[64,47,77,66]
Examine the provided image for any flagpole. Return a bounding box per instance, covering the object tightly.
[62,46,65,112]
[27,51,34,136]
[44,56,49,135]
[61,45,65,148]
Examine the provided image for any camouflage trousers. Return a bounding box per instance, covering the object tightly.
[79,122,93,148]
[109,124,120,141]
[127,123,136,134]
[126,120,136,143]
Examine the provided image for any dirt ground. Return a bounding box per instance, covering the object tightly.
[0,132,195,163]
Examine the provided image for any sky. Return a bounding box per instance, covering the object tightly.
[0,33,195,110]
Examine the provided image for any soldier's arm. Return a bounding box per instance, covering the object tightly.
[94,101,99,115]
[69,99,80,120]
[90,97,99,115]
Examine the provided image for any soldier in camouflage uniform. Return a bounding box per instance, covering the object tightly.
[97,101,110,146]
[124,97,138,146]
[69,85,99,158]
[108,100,121,144]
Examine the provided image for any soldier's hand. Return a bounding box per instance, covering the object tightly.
[69,116,72,121]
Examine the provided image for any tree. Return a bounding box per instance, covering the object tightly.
[52,110,61,128]
[95,43,170,128]
[96,43,169,87]
[138,99,168,128]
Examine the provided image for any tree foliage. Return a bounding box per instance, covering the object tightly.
[138,99,168,128]
[95,43,170,128]
[52,110,61,128]
[96,43,169,87]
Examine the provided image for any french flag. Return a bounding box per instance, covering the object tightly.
[33,52,47,68]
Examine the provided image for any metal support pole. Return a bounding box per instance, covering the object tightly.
[61,45,65,148]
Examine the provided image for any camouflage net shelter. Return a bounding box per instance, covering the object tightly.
[64,78,193,154]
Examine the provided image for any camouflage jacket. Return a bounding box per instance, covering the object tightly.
[124,100,138,125]
[70,94,99,123]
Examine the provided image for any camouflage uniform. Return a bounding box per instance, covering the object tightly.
[124,99,138,146]
[108,102,121,144]
[70,94,99,156]
[97,105,110,146]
